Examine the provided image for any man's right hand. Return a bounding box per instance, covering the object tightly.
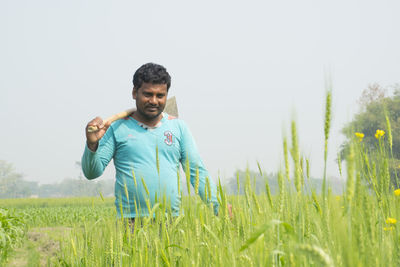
[85,117,111,151]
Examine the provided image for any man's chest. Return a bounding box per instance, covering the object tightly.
[113,128,182,162]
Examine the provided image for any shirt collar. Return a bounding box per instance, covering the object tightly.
[136,112,165,131]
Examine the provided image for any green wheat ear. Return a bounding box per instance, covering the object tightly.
[256,161,272,208]
[204,178,208,201]
[283,137,290,182]
[124,182,130,205]
[291,120,301,193]
[236,171,240,194]
[346,143,355,207]
[323,89,332,198]
[385,110,393,153]
[185,155,191,195]
[194,166,199,195]
[337,152,342,177]
[257,161,263,176]
[132,168,137,187]
[99,191,105,201]
[119,195,124,219]
[306,158,310,181]
[277,170,285,217]
[156,145,160,176]
[176,163,181,193]
[206,176,211,202]
[300,155,305,187]
[70,238,77,257]
[265,178,273,209]
[324,90,332,156]
[141,177,150,196]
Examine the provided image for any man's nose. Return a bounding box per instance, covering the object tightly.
[149,95,157,105]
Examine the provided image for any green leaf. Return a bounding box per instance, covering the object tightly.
[240,223,269,252]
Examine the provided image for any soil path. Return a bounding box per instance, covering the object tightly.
[6,227,71,267]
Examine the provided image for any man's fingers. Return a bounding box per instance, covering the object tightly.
[90,121,108,133]
[104,120,111,129]
[227,204,233,219]
[87,125,99,133]
[86,117,104,132]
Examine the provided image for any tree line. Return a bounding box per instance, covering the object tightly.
[0,160,114,198]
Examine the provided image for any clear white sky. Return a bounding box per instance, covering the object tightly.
[1,0,399,184]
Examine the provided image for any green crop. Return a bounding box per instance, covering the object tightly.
[0,208,25,264]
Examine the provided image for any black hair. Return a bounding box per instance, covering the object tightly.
[132,63,171,91]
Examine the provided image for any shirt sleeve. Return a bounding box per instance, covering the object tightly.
[179,121,219,215]
[81,127,116,180]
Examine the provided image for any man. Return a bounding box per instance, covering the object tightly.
[82,63,221,220]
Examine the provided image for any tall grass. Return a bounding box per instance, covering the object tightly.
[0,208,25,264]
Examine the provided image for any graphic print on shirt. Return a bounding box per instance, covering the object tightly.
[164,130,173,146]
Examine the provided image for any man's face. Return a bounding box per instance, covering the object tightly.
[132,82,168,121]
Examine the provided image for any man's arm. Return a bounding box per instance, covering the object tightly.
[179,121,219,215]
[82,117,115,179]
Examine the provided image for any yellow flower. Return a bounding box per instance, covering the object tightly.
[384,226,394,231]
[355,132,364,141]
[395,189,400,196]
[386,217,397,224]
[335,196,341,201]
[375,129,385,139]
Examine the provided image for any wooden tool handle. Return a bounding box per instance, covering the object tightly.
[87,108,136,133]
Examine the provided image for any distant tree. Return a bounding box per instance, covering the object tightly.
[225,169,277,195]
[357,83,387,109]
[0,160,115,198]
[224,169,343,195]
[341,84,400,185]
[0,160,36,198]
[37,177,114,198]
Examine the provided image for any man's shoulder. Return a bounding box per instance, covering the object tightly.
[108,115,134,132]
[112,116,130,125]
[163,113,186,128]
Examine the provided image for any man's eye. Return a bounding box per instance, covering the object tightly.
[157,94,165,98]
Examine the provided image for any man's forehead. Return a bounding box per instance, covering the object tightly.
[138,82,168,92]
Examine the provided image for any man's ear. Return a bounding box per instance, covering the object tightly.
[132,87,137,100]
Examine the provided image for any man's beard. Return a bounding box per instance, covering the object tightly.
[138,105,164,120]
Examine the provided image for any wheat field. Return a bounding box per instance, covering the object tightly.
[2,92,400,266]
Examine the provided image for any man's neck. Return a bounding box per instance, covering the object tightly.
[132,112,163,127]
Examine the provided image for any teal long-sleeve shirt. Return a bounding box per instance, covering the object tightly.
[81,113,219,218]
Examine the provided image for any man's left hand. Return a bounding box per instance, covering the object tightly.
[227,203,233,219]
